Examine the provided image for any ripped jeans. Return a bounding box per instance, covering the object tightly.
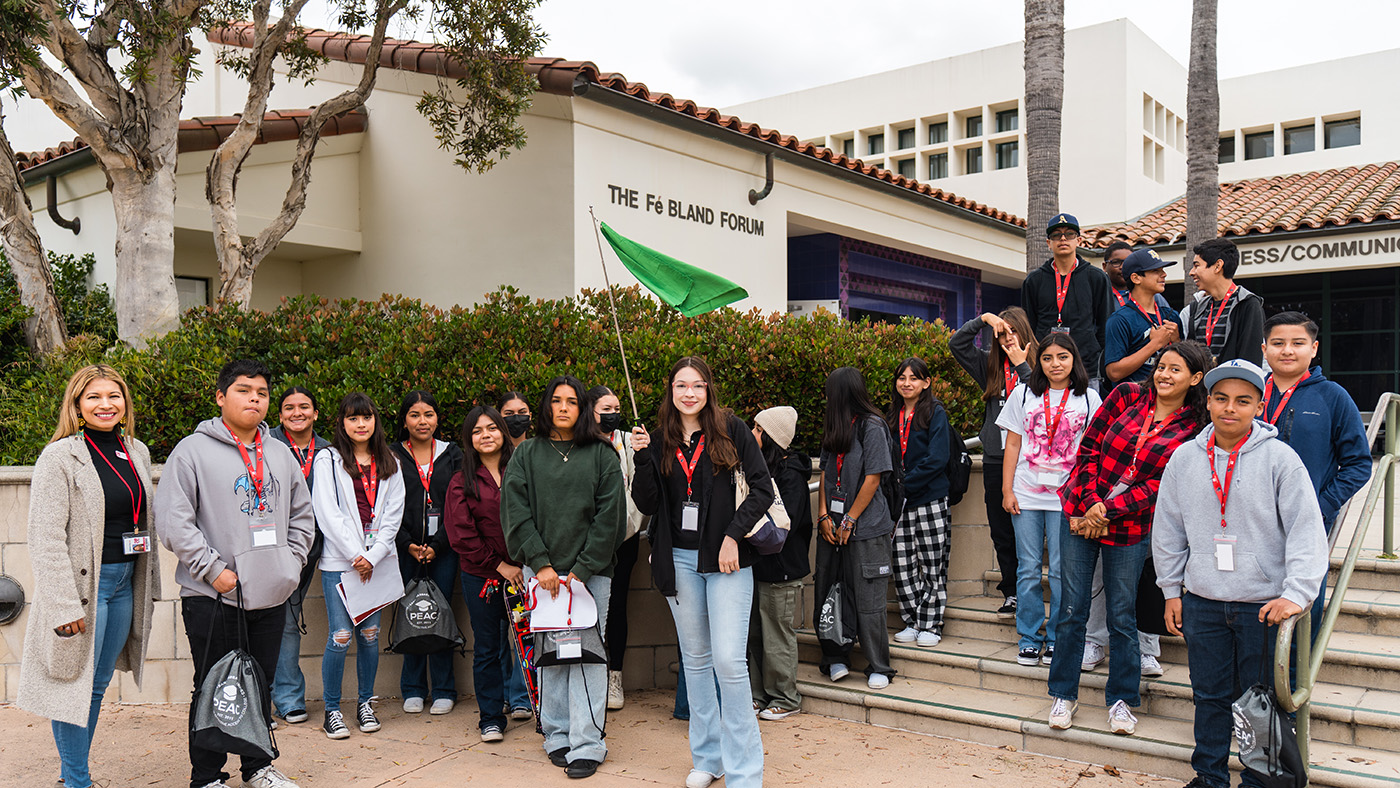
[321,570,382,709]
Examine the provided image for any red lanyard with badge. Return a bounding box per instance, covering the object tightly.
[291,442,315,479]
[225,420,279,549]
[1113,289,1129,308]
[359,458,380,544]
[1131,298,1163,328]
[1208,428,1249,572]
[830,418,857,518]
[1053,266,1074,331]
[86,431,150,555]
[676,435,705,533]
[1124,401,1180,481]
[898,409,913,460]
[1203,285,1238,347]
[404,441,443,537]
[1262,372,1310,425]
[1003,360,1019,397]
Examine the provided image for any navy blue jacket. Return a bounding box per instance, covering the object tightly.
[1264,367,1372,526]
[1104,299,1184,384]
[895,405,952,507]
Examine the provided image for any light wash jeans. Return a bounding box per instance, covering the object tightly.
[321,569,382,708]
[272,593,309,717]
[529,569,611,764]
[1011,509,1064,651]
[669,548,764,787]
[52,561,134,788]
[1085,558,1161,657]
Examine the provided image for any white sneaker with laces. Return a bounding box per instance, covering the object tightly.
[867,673,890,690]
[607,670,625,710]
[1081,642,1106,671]
[1048,698,1076,730]
[1140,654,1164,677]
[685,770,722,788]
[1109,699,1138,735]
[893,626,919,643]
[403,696,424,714]
[243,765,297,788]
[430,698,454,715]
[916,631,941,648]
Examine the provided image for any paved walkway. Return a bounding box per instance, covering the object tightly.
[0,690,1177,787]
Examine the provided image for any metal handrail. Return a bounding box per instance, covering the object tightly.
[1274,392,1399,767]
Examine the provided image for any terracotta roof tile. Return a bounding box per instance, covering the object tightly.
[1085,162,1400,247]
[207,23,1025,229]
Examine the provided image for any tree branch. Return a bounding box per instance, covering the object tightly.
[31,0,130,121]
[16,56,138,171]
[0,116,68,353]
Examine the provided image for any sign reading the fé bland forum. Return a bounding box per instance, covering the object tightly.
[1236,228,1400,275]
[607,183,766,237]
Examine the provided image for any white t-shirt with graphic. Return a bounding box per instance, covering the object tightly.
[995,383,1102,511]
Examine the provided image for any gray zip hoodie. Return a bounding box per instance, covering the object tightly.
[156,418,316,610]
[1153,420,1327,609]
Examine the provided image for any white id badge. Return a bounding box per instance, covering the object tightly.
[681,502,700,532]
[426,505,442,537]
[1050,324,1071,334]
[115,450,129,460]
[829,496,846,517]
[249,510,278,548]
[1215,535,1236,571]
[1108,481,1130,499]
[554,630,583,660]
[1037,469,1065,487]
[122,532,151,555]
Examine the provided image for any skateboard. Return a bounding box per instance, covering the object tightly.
[503,580,543,733]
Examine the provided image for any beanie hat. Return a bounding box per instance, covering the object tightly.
[754,406,797,450]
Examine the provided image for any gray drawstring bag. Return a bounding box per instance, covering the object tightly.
[388,574,467,655]
[533,625,607,667]
[1233,682,1306,788]
[190,587,277,760]
[817,581,851,647]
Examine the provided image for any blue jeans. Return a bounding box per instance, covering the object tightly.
[321,570,382,708]
[531,570,611,764]
[52,562,134,788]
[461,572,516,730]
[1182,593,1275,788]
[669,548,764,787]
[1048,528,1151,706]
[674,650,690,720]
[503,619,532,711]
[272,589,311,717]
[1011,509,1064,651]
[399,552,459,702]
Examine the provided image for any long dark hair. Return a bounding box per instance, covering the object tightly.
[822,366,883,454]
[586,384,617,428]
[756,425,787,476]
[657,356,739,474]
[332,392,398,479]
[498,391,529,412]
[394,389,443,442]
[278,385,318,412]
[1156,340,1214,427]
[536,375,604,447]
[983,306,1038,401]
[1026,333,1090,397]
[459,405,513,499]
[885,357,936,434]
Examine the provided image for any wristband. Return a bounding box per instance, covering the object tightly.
[818,513,832,524]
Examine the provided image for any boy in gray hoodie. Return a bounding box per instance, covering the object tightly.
[156,360,316,788]
[1153,359,1327,788]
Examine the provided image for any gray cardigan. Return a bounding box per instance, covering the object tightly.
[16,434,161,726]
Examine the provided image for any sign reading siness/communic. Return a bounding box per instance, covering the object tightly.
[1239,232,1400,267]
[607,184,765,237]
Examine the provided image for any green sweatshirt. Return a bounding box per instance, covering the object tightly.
[501,437,625,582]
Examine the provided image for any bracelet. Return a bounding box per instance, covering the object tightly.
[818,513,832,524]
[840,515,856,531]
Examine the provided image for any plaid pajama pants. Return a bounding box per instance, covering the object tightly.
[893,498,952,633]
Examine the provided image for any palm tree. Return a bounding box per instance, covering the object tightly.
[1023,0,1065,271]
[1183,0,1219,302]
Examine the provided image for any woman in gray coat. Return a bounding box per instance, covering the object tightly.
[17,364,160,788]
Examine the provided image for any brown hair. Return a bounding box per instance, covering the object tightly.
[656,356,739,474]
[51,364,135,443]
[983,306,1038,401]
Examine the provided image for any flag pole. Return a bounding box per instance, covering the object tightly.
[589,206,641,422]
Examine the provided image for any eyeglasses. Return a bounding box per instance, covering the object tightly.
[1049,231,1079,241]
[672,382,708,394]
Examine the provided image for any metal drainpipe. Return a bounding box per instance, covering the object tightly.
[46,175,81,234]
[748,152,774,205]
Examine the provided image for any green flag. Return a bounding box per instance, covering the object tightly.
[599,222,748,317]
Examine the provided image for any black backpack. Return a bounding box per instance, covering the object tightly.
[938,403,972,507]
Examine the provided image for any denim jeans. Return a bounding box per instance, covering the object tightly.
[399,552,459,702]
[271,580,313,717]
[321,569,382,708]
[503,619,532,711]
[52,561,134,788]
[669,548,764,786]
[1085,558,1161,657]
[1182,593,1275,788]
[1048,527,1151,706]
[1011,509,1064,651]
[530,570,611,764]
[461,572,513,730]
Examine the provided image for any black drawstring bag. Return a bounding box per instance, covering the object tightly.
[190,585,278,760]
[387,488,467,655]
[1232,628,1306,788]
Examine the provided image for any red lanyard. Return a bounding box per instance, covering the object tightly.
[1203,285,1238,345]
[1003,360,1019,396]
[224,421,266,511]
[676,435,705,499]
[290,441,315,479]
[1263,372,1310,425]
[85,432,144,528]
[1130,297,1162,328]
[1126,401,1179,479]
[1054,265,1074,324]
[1043,388,1071,442]
[359,458,379,521]
[403,441,435,506]
[1113,289,1129,307]
[1208,430,1249,530]
[834,418,856,489]
[898,408,913,459]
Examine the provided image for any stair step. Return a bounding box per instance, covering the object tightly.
[1332,557,1400,593]
[795,662,1400,788]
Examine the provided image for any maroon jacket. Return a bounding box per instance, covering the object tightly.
[444,467,519,580]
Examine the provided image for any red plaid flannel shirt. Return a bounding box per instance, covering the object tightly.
[1061,382,1203,546]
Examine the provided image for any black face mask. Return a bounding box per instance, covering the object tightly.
[598,413,622,434]
[503,414,531,438]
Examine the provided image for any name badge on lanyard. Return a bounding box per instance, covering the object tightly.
[1215,535,1236,571]
[830,447,848,516]
[122,532,151,555]
[677,437,705,532]
[681,501,700,532]
[250,508,278,548]
[426,504,442,537]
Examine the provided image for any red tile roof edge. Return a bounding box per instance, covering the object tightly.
[14,107,368,173]
[206,23,1027,229]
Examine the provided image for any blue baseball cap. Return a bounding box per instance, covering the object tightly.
[1046,213,1080,236]
[1204,359,1268,397]
[1121,248,1178,278]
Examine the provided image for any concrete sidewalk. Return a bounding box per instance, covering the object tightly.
[0,690,1177,787]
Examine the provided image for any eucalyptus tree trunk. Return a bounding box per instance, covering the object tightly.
[1184,0,1220,303]
[0,121,67,353]
[1023,0,1064,271]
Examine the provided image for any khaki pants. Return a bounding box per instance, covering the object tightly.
[749,579,804,710]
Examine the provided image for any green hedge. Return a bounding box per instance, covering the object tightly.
[0,251,118,368]
[0,287,984,464]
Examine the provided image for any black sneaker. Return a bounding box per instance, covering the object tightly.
[283,708,308,724]
[357,700,381,732]
[324,708,350,739]
[566,758,600,779]
[996,596,1017,618]
[1016,647,1042,666]
[549,748,570,768]
[1041,646,1056,666]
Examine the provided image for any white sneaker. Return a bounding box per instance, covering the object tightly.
[828,663,850,682]
[1140,654,1164,677]
[1081,642,1106,671]
[1048,698,1076,730]
[685,770,722,788]
[916,631,942,648]
[867,673,890,690]
[403,696,424,714]
[430,698,454,715]
[893,626,919,643]
[480,724,504,742]
[1109,700,1138,735]
[607,670,625,710]
[198,783,230,788]
[243,766,297,788]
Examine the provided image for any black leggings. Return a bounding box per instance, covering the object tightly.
[983,460,1019,599]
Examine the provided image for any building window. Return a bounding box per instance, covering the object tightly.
[175,276,210,311]
[995,140,1019,170]
[995,109,1018,133]
[842,138,854,158]
[896,158,915,178]
[928,121,948,144]
[965,146,983,174]
[1219,135,1236,164]
[897,128,916,150]
[928,153,948,179]
[1243,130,1273,160]
[1324,117,1361,149]
[868,134,885,156]
[966,114,983,138]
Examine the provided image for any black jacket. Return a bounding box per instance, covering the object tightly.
[1021,256,1113,372]
[632,415,774,596]
[1181,285,1265,366]
[753,448,814,583]
[391,440,464,556]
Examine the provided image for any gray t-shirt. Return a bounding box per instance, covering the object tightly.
[819,415,895,540]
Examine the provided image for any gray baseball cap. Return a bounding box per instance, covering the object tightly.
[1203,358,1267,396]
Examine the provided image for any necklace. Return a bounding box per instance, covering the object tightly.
[548,439,575,463]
